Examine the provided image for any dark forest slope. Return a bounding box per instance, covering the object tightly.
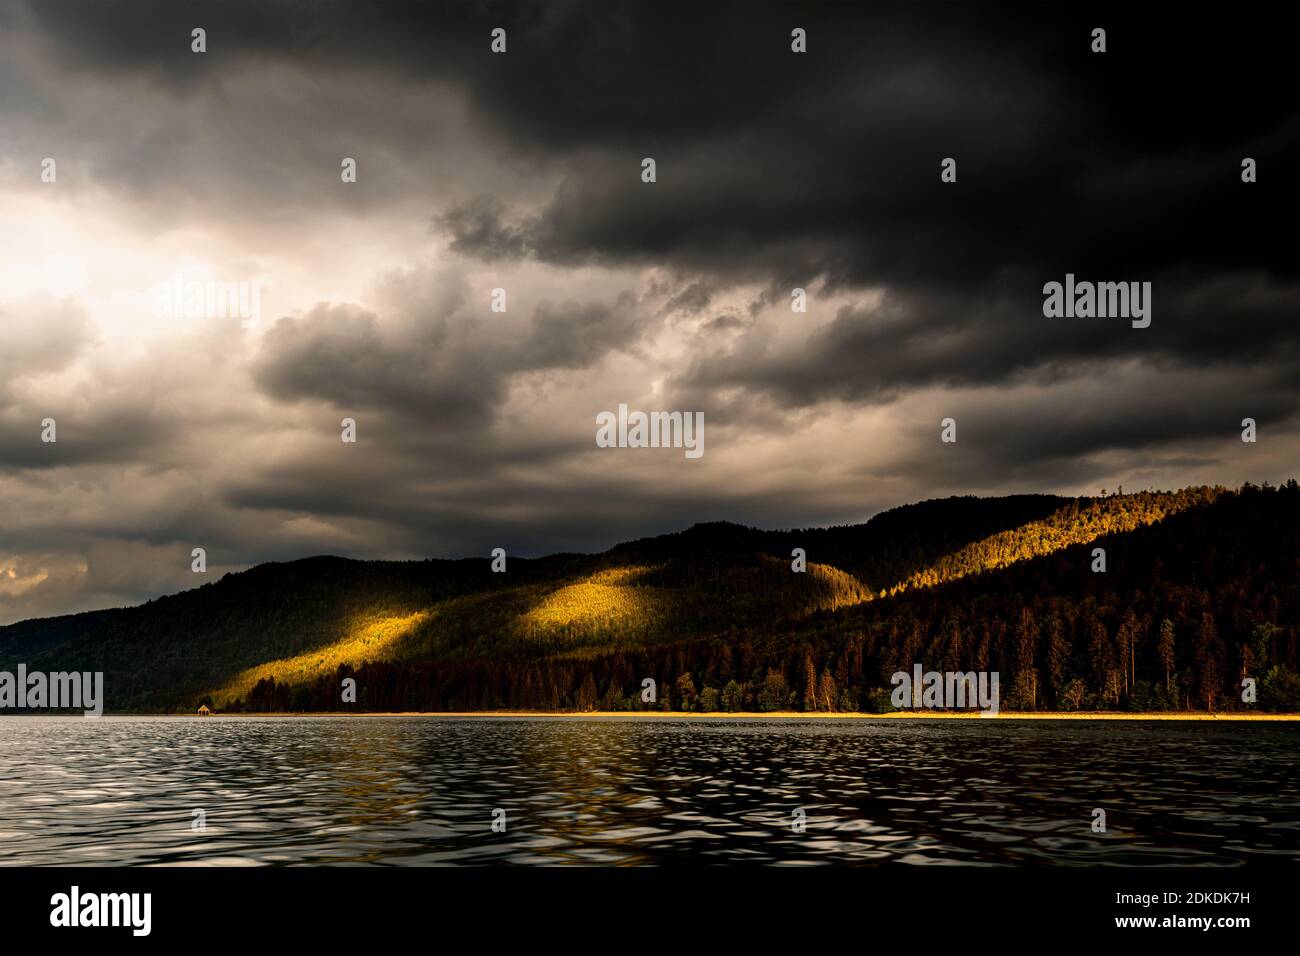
[1,483,1295,713]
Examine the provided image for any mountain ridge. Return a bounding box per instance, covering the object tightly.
[2,484,1296,713]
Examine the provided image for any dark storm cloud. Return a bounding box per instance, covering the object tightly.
[252,303,500,425]
[927,369,1300,482]
[251,292,647,422]
[438,196,530,262]
[671,271,1300,412]
[420,3,1300,291]
[0,409,181,469]
[659,281,714,317]
[16,0,1298,288]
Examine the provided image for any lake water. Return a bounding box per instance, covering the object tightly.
[1,716,1296,866]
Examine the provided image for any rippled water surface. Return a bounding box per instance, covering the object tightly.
[1,716,1297,865]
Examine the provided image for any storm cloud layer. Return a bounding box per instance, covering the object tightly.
[0,0,1296,622]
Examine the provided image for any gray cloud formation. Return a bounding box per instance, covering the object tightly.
[0,0,1296,622]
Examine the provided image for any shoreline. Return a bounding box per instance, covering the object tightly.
[11,710,1298,720]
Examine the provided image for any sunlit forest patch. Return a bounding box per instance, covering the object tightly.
[804,562,872,610]
[886,487,1221,596]
[211,610,431,707]
[522,565,666,637]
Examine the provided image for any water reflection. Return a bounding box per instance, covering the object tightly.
[0,716,1296,866]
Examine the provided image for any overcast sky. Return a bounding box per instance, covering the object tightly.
[0,0,1296,623]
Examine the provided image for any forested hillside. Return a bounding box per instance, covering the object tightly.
[2,482,1296,713]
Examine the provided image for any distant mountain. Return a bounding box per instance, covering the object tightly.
[1,483,1297,713]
